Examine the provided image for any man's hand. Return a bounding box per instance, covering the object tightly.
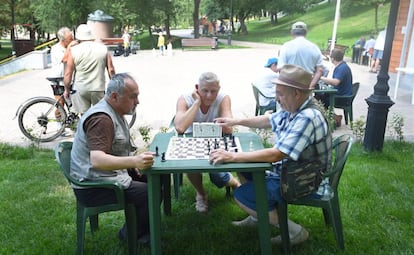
[191,89,201,104]
[214,117,235,129]
[135,151,155,170]
[209,149,233,165]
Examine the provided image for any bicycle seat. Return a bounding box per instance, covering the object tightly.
[46,77,64,83]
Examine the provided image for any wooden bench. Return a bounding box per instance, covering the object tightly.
[181,37,217,50]
[101,38,123,46]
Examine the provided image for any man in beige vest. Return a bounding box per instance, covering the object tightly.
[64,24,115,114]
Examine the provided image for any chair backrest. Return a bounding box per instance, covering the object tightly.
[328,134,353,191]
[350,82,360,103]
[55,141,76,184]
[251,84,261,116]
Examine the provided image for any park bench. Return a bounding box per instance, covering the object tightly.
[181,37,217,50]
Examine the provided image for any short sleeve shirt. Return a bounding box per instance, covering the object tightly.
[269,97,329,161]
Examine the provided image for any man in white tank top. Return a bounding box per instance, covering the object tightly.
[174,72,241,213]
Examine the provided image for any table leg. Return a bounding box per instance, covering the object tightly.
[148,174,162,255]
[252,171,272,255]
[329,94,335,130]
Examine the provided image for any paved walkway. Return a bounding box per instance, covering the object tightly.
[0,40,413,149]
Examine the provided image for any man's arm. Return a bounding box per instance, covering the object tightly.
[174,93,200,134]
[215,115,272,130]
[218,95,233,134]
[106,53,115,78]
[63,49,74,99]
[210,146,286,165]
[310,66,324,89]
[85,114,154,171]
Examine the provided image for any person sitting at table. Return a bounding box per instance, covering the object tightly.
[174,71,241,213]
[318,48,353,127]
[253,57,279,113]
[210,64,332,246]
[70,73,154,245]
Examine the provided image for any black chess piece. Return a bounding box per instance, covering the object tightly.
[155,146,159,156]
[161,152,166,162]
[214,138,219,149]
[231,135,236,147]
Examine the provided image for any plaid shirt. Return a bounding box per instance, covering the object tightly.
[269,97,330,162]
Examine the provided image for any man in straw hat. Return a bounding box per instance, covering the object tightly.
[277,21,325,89]
[211,64,332,246]
[64,24,116,114]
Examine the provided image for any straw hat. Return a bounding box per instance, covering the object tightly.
[76,24,94,41]
[272,64,312,90]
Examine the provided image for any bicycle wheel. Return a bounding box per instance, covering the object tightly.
[125,112,136,129]
[18,97,67,142]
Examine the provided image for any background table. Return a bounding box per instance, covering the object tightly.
[314,86,338,130]
[147,132,272,255]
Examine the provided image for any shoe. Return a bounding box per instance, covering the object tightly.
[195,194,208,213]
[271,227,309,246]
[232,215,258,227]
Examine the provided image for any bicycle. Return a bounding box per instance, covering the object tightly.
[14,77,136,143]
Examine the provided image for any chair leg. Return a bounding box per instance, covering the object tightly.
[173,173,182,199]
[329,198,345,250]
[277,201,291,255]
[89,214,99,232]
[124,204,137,255]
[77,207,87,255]
[343,109,349,125]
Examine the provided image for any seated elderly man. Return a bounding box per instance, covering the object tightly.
[210,64,332,245]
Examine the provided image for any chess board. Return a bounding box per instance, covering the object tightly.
[165,136,242,160]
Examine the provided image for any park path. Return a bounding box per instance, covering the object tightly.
[0,38,413,149]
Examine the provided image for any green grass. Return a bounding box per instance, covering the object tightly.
[1,140,413,254]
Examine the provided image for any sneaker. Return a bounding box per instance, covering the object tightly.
[232,215,258,227]
[271,227,309,246]
[195,194,208,213]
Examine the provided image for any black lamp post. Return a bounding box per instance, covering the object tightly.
[363,0,400,151]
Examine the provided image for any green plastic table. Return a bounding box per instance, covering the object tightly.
[147,132,273,255]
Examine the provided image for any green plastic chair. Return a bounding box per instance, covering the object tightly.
[277,134,353,254]
[55,141,138,255]
[334,82,360,126]
[252,83,277,116]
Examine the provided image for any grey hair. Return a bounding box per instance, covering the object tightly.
[198,72,219,85]
[57,27,72,42]
[106,73,134,97]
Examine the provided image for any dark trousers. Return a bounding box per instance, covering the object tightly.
[74,175,149,238]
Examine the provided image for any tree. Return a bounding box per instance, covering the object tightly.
[343,0,391,33]
[193,0,201,38]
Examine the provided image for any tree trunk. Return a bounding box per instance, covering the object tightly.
[193,0,200,38]
[240,18,248,35]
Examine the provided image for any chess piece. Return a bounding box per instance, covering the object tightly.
[155,146,159,156]
[231,135,236,147]
[161,152,166,162]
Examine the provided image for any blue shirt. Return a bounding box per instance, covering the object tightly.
[333,61,353,96]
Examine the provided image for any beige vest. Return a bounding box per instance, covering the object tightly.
[71,41,108,92]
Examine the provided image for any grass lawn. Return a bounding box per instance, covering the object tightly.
[1,139,413,255]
